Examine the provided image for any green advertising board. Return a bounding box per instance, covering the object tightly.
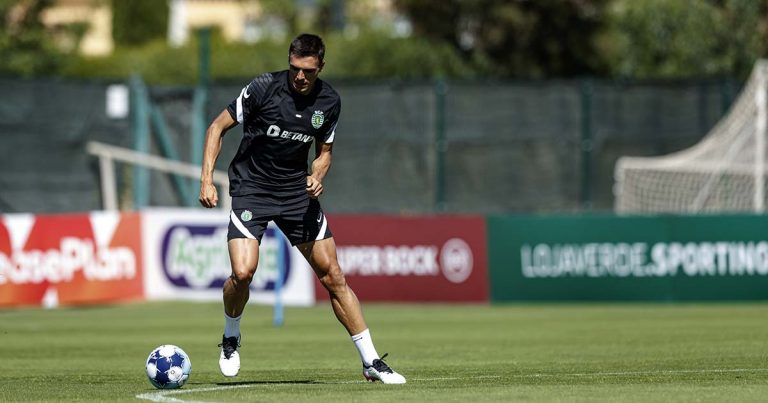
[488,214,768,301]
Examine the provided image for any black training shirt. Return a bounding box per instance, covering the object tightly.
[226,70,341,196]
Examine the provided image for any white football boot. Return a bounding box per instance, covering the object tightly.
[362,353,406,384]
[218,335,241,377]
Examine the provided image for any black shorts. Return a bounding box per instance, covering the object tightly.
[228,192,332,246]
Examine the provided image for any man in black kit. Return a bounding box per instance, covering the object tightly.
[199,33,405,384]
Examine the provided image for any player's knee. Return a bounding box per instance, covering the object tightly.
[319,264,346,292]
[231,269,254,287]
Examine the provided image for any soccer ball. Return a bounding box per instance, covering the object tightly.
[145,345,192,389]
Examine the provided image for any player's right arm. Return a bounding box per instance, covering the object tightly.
[199,110,238,208]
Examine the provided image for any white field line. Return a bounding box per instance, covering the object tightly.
[136,384,254,403]
[135,369,768,402]
[134,376,501,402]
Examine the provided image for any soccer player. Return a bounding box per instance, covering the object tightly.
[198,33,406,384]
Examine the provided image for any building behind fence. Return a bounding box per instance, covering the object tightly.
[0,77,736,214]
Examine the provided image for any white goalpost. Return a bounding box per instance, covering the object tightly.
[614,60,768,214]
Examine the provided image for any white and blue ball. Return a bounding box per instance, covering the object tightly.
[145,345,192,389]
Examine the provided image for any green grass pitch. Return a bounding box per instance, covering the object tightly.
[1,302,768,402]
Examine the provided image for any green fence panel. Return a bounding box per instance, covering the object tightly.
[489,214,768,301]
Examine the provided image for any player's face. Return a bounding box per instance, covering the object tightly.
[288,54,323,95]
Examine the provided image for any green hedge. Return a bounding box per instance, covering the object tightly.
[62,30,473,84]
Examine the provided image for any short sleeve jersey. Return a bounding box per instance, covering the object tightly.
[226,70,341,196]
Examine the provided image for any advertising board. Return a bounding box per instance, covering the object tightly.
[0,212,143,307]
[489,214,768,301]
[141,209,314,306]
[315,215,488,302]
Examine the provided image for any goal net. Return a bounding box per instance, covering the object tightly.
[614,60,768,214]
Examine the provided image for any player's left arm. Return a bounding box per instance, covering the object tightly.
[307,98,339,199]
[307,141,332,199]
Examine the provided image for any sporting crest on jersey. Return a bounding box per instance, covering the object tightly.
[311,110,325,129]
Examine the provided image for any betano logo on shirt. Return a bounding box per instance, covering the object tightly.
[266,124,313,143]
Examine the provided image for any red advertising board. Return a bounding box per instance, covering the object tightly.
[0,212,143,307]
[315,215,488,302]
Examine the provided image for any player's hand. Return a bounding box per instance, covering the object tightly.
[306,176,323,199]
[199,181,218,208]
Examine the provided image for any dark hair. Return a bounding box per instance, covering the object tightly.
[289,33,325,62]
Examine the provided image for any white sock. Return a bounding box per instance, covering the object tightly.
[224,312,241,338]
[351,328,379,366]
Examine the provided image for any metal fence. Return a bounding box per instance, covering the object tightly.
[0,76,736,214]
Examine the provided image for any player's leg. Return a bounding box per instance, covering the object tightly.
[224,238,260,317]
[297,237,366,334]
[296,236,406,384]
[220,201,270,377]
[218,238,260,377]
[278,197,405,383]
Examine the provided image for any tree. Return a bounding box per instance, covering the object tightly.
[609,0,767,79]
[112,0,169,46]
[395,0,612,78]
[611,0,716,78]
[0,0,71,77]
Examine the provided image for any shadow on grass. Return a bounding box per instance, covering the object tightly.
[212,380,317,386]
